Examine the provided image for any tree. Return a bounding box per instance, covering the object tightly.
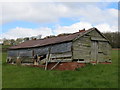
[103,32,120,48]
[10,39,15,45]
[3,38,11,45]
[23,37,29,42]
[16,38,24,45]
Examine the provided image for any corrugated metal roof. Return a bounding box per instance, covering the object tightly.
[9,28,93,49]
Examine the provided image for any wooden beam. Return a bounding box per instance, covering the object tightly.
[50,60,61,70]
[50,59,72,62]
[45,47,51,70]
[45,59,48,70]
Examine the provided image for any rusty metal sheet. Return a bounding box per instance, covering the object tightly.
[9,30,86,49]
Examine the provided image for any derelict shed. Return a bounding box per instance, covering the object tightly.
[7,27,112,69]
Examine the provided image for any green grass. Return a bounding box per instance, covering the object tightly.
[2,50,118,88]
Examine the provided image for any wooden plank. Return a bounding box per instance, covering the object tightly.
[91,41,98,62]
[91,37,108,41]
[50,60,61,70]
[50,52,72,58]
[50,59,72,62]
[45,48,51,70]
[45,60,48,70]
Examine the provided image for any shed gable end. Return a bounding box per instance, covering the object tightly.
[72,29,111,62]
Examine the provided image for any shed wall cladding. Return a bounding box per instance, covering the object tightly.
[8,49,33,57]
[90,30,111,62]
[8,50,18,57]
[72,30,111,62]
[19,49,33,57]
[89,30,111,62]
[73,34,91,61]
[34,42,72,55]
[34,46,49,55]
[51,42,72,54]
[87,30,103,38]
[98,41,111,62]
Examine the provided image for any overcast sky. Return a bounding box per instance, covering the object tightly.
[0,1,119,39]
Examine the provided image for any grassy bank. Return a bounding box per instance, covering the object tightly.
[2,50,118,88]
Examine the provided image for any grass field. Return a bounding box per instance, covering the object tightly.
[2,50,119,88]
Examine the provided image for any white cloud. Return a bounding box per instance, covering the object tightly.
[0,2,118,39]
[53,22,93,34]
[54,22,118,35]
[1,27,53,39]
[1,2,118,27]
[1,21,118,39]
[95,23,118,32]
[1,3,70,24]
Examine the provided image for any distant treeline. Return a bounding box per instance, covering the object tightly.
[103,32,120,48]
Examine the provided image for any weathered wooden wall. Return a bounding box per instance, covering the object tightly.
[72,33,91,61]
[50,52,72,62]
[8,42,72,62]
[72,30,111,62]
[89,30,112,62]
[8,49,33,57]
[8,49,33,63]
[97,41,111,62]
[8,30,111,64]
[33,42,72,55]
[8,50,18,57]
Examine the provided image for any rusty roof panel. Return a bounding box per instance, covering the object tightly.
[9,29,87,49]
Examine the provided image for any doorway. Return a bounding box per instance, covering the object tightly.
[91,41,98,62]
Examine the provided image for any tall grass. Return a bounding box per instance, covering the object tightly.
[2,50,118,88]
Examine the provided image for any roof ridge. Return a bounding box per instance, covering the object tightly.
[9,28,93,49]
[29,30,84,41]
